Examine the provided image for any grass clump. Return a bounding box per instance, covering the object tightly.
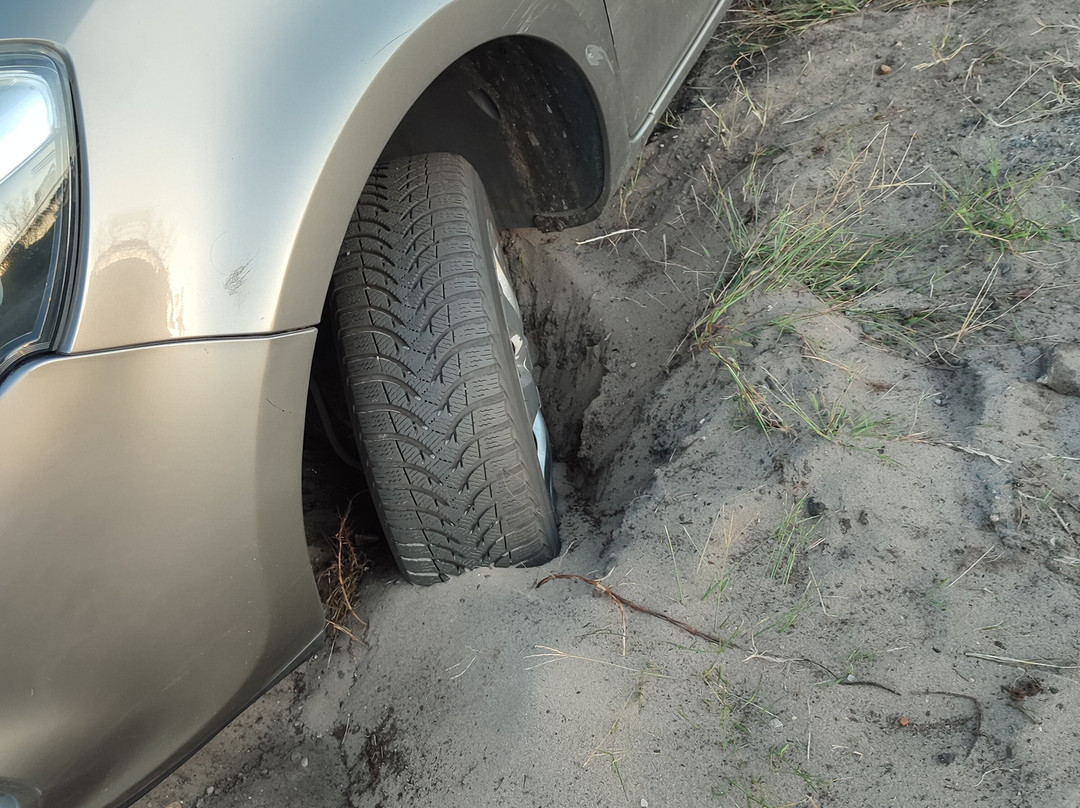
[846,646,880,674]
[693,181,887,342]
[761,367,899,447]
[691,153,901,432]
[979,31,1080,127]
[692,128,913,352]
[722,194,877,301]
[690,142,910,436]
[729,0,862,56]
[769,496,820,584]
[937,156,1079,254]
[728,0,963,57]
[694,134,1074,389]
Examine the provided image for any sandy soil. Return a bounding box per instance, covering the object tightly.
[139,1,1080,806]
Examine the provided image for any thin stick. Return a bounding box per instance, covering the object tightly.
[694,513,720,574]
[808,567,833,616]
[806,694,812,762]
[965,652,1080,670]
[799,657,901,695]
[576,228,642,245]
[926,690,984,757]
[447,649,478,681]
[906,437,1011,466]
[948,547,996,587]
[948,254,1001,349]
[524,645,639,672]
[1049,505,1073,535]
[541,575,910,697]
[328,508,369,641]
[915,41,973,71]
[665,526,685,604]
[613,590,628,658]
[324,619,363,643]
[324,632,338,671]
[537,573,723,645]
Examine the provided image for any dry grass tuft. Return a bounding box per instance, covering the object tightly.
[318,510,370,641]
[727,0,963,58]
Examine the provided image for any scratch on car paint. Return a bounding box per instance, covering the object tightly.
[373,29,413,59]
[585,44,614,72]
[511,0,531,27]
[512,0,556,34]
[264,398,290,415]
[224,261,251,297]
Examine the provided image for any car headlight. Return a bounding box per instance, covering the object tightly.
[0,47,77,377]
[0,779,39,808]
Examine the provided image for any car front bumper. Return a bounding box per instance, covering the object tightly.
[0,329,324,808]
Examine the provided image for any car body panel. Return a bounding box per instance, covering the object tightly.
[625,0,733,141]
[6,0,624,355]
[605,0,722,131]
[0,330,322,808]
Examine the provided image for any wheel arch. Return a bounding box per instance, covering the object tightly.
[274,0,628,334]
[381,35,608,231]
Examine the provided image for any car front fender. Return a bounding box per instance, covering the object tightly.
[4,0,625,354]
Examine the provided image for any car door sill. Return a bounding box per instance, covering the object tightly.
[630,0,733,144]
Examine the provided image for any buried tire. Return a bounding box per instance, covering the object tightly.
[331,153,559,584]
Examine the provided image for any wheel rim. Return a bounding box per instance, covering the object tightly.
[489,222,556,506]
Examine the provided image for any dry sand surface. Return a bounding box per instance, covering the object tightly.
[141,1,1080,806]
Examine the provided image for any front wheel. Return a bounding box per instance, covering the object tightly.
[331,153,558,584]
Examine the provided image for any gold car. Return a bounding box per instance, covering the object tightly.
[0,2,730,805]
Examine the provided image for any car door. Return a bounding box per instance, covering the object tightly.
[605,0,728,135]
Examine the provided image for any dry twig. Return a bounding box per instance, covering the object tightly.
[536,573,724,645]
[965,651,1079,670]
[320,510,370,642]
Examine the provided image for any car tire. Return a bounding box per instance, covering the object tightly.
[331,153,559,584]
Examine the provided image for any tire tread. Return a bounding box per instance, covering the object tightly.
[331,153,557,583]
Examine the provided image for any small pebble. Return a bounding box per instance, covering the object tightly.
[300,757,309,768]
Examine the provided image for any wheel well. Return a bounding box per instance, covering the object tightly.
[381,36,606,231]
